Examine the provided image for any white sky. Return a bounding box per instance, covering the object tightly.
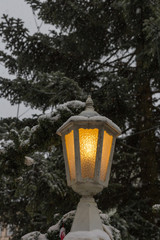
[0,0,52,119]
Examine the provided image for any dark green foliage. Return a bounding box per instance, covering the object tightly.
[0,103,82,239]
[0,0,160,239]
[0,72,83,110]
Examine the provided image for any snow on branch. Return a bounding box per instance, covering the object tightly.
[152,204,160,213]
[21,211,121,240]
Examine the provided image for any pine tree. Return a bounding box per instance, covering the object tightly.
[0,1,160,239]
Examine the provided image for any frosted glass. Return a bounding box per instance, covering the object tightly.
[79,128,99,179]
[65,130,76,180]
[100,131,113,181]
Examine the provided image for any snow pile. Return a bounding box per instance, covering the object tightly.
[38,113,60,122]
[0,139,15,149]
[0,139,15,154]
[21,211,121,240]
[47,222,59,233]
[103,225,114,240]
[64,229,111,240]
[24,156,35,166]
[100,211,121,240]
[48,210,75,233]
[152,204,160,213]
[56,100,85,112]
[39,100,85,121]
[21,232,47,240]
[62,210,76,223]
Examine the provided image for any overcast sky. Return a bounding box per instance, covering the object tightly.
[0,0,52,118]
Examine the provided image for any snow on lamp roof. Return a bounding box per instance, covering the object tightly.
[57,95,121,136]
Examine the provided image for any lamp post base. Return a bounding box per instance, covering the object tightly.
[71,196,103,232]
[64,230,111,240]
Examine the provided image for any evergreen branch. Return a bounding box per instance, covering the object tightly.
[0,15,29,54]
[152,90,160,94]
[91,51,135,73]
[24,0,42,11]
[0,51,18,74]
[118,141,142,152]
[121,125,160,138]
[108,52,135,65]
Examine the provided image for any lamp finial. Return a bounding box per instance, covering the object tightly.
[85,95,94,111]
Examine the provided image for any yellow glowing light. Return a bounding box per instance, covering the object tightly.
[100,131,113,181]
[79,128,99,179]
[65,130,76,180]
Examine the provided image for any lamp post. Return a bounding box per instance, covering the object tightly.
[57,96,121,233]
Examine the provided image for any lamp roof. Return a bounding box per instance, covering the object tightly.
[56,96,121,136]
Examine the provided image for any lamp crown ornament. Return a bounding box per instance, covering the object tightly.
[57,96,121,233]
[85,95,94,111]
[79,95,99,117]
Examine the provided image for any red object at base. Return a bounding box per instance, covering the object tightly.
[60,227,66,240]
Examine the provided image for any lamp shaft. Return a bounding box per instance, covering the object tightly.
[71,196,103,232]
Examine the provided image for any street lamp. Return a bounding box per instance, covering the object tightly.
[57,96,121,232]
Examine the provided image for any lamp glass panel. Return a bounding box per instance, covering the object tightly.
[65,130,76,180]
[100,131,113,181]
[79,128,99,179]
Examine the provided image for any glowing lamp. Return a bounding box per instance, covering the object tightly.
[57,96,121,232]
[57,96,121,196]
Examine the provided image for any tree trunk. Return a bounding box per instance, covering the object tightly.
[135,36,158,221]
